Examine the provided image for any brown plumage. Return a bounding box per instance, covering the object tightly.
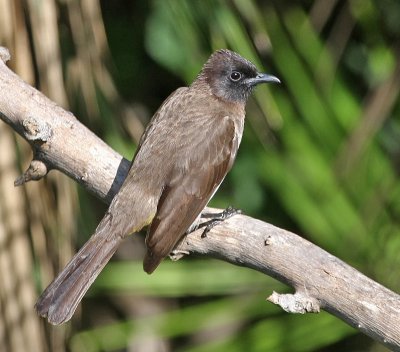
[35,49,280,324]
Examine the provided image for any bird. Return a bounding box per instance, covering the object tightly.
[35,49,280,325]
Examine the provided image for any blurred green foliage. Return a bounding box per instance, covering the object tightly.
[69,0,400,351]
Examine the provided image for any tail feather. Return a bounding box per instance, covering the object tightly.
[35,228,122,325]
[143,251,163,274]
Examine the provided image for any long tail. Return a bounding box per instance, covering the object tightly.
[35,220,123,325]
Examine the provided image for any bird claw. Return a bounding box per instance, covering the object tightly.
[198,206,242,238]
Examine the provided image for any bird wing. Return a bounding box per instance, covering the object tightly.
[143,115,237,273]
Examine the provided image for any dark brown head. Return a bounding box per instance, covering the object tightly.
[195,49,280,104]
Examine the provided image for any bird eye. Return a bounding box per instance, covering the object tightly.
[230,71,242,82]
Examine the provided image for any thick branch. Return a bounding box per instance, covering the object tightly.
[173,211,400,349]
[0,47,399,350]
[0,48,129,203]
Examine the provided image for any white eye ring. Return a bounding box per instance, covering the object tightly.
[230,71,242,81]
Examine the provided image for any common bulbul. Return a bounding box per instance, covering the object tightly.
[35,49,280,324]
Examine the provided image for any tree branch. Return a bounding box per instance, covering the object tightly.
[0,47,399,350]
[0,47,129,203]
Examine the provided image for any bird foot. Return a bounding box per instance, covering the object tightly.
[198,206,242,238]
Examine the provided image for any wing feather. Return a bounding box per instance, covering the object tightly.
[143,116,237,273]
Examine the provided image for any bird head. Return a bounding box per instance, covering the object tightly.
[197,49,280,104]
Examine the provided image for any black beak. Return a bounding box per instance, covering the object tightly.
[248,73,281,86]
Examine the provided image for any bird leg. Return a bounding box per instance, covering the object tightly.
[198,206,242,238]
